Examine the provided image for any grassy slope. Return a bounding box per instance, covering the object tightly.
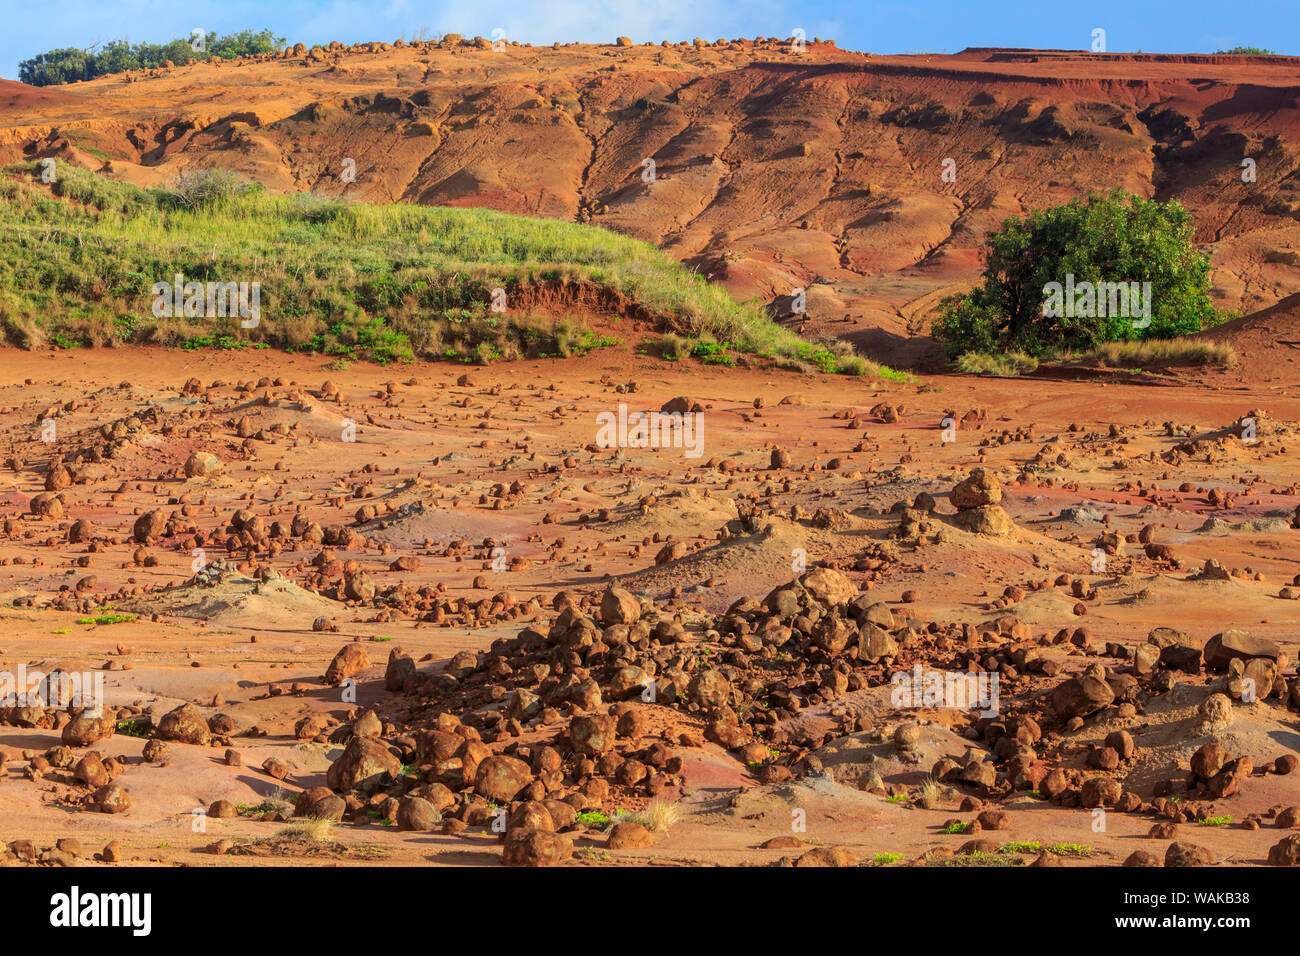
[0,162,881,374]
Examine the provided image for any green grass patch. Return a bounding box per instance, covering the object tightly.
[1044,843,1093,857]
[0,163,878,376]
[1056,339,1237,369]
[928,851,1024,867]
[115,719,154,739]
[77,612,136,625]
[999,841,1042,854]
[955,351,1039,376]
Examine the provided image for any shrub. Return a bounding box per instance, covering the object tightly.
[933,191,1219,359]
[163,168,259,209]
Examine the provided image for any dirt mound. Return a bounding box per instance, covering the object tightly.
[1198,292,1300,382]
[0,79,74,115]
[118,564,343,628]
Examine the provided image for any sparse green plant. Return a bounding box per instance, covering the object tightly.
[999,841,1042,854]
[1060,338,1237,369]
[274,817,336,843]
[164,168,259,210]
[955,350,1039,376]
[77,612,136,625]
[115,719,153,738]
[256,789,295,818]
[926,849,1023,867]
[614,798,681,833]
[1044,842,1093,856]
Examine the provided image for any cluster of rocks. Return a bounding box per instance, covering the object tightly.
[9,739,132,815]
[1,837,123,867]
[894,468,1016,539]
[301,550,1300,863]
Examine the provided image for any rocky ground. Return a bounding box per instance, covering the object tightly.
[0,344,1297,867]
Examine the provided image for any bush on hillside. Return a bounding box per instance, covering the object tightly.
[932,190,1219,359]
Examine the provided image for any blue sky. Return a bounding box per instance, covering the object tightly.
[3,0,1296,81]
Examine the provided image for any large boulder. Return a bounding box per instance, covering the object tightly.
[156,703,211,746]
[1159,643,1202,674]
[384,647,416,691]
[1268,834,1300,866]
[1147,627,1195,649]
[61,713,114,748]
[1165,842,1215,867]
[326,735,401,793]
[568,714,617,757]
[858,622,899,662]
[607,822,654,849]
[74,753,111,787]
[473,755,532,803]
[686,670,731,710]
[952,504,1016,536]
[599,586,641,626]
[93,784,131,814]
[395,796,440,831]
[343,571,376,602]
[132,509,166,542]
[950,468,1002,509]
[184,452,221,477]
[324,643,370,685]
[502,828,572,866]
[1206,756,1251,798]
[1050,676,1114,719]
[30,493,64,519]
[1203,630,1281,670]
[508,801,555,833]
[798,567,858,606]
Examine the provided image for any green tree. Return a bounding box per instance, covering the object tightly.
[932,191,1218,358]
[18,29,286,86]
[210,29,287,58]
[19,48,94,85]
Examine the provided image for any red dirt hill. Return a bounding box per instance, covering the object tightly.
[2,40,1299,367]
[1200,292,1300,382]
